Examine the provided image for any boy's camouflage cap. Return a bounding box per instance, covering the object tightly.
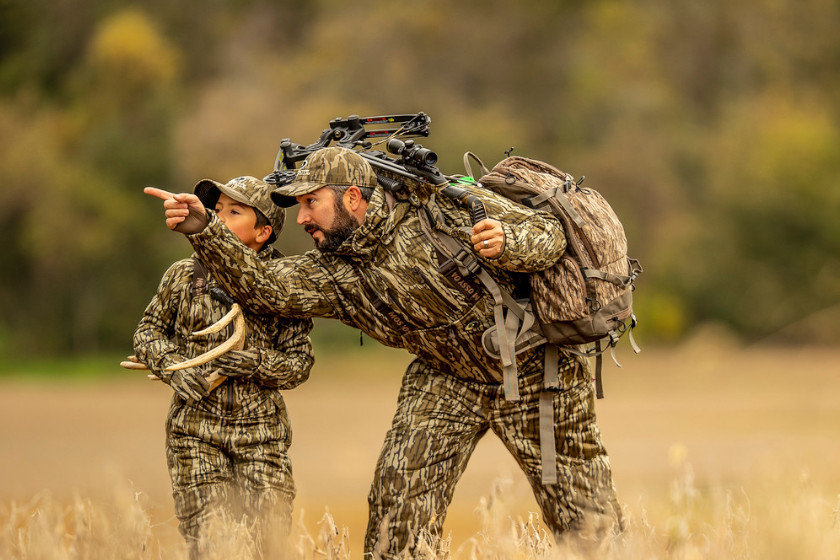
[271,147,379,207]
[194,176,285,240]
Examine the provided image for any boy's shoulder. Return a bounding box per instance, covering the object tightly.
[155,256,205,293]
[259,246,285,262]
[163,255,200,276]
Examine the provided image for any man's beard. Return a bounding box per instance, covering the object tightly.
[305,200,360,252]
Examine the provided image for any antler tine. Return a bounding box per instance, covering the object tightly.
[166,305,245,371]
[120,355,149,370]
[192,304,241,336]
[119,305,244,392]
[118,355,161,382]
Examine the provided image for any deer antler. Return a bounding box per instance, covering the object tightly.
[121,304,246,392]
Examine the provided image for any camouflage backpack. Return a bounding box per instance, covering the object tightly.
[416,152,642,486]
[461,153,643,399]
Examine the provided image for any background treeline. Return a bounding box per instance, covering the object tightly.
[1,0,838,359]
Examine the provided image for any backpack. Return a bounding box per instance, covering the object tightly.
[468,154,642,398]
[417,152,642,485]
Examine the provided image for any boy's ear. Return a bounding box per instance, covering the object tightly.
[256,225,273,244]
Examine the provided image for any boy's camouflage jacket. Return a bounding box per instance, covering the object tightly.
[133,246,314,415]
[188,183,567,384]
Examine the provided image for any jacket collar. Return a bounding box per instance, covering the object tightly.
[333,188,413,256]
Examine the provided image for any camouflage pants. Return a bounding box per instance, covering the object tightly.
[165,398,296,547]
[364,351,622,558]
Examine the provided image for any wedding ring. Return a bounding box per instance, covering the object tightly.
[483,240,489,248]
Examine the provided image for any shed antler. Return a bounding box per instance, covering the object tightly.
[121,303,246,392]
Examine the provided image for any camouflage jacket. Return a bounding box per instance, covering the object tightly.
[188,184,566,384]
[133,246,314,416]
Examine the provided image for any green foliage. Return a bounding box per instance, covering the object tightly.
[0,0,838,358]
[673,95,840,342]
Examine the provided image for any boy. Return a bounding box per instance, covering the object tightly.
[133,176,314,552]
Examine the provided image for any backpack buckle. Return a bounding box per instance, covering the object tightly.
[453,248,482,277]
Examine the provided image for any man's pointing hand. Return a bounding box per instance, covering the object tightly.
[144,187,210,234]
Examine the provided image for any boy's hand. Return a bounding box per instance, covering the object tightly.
[212,349,261,377]
[144,187,210,234]
[162,367,210,402]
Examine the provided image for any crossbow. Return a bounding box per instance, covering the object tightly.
[263,112,487,223]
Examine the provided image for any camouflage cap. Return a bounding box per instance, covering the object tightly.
[271,147,378,207]
[194,176,285,242]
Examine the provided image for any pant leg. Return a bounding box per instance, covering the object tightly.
[364,360,489,559]
[490,355,623,544]
[166,401,233,543]
[228,400,296,541]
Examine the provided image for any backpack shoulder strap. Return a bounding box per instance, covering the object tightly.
[191,256,209,298]
[417,197,541,401]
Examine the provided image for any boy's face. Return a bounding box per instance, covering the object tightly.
[214,193,272,251]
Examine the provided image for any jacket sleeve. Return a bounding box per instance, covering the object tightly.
[187,215,338,319]
[246,317,314,390]
[132,259,193,376]
[443,185,567,272]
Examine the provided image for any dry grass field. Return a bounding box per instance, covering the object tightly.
[1,340,839,558]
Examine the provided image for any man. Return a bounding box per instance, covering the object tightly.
[146,146,622,558]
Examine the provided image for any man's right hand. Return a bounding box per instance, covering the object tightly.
[144,187,210,234]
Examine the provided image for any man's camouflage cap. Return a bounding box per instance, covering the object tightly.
[271,147,378,207]
[194,176,285,242]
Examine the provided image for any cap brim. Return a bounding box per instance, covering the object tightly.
[270,180,326,207]
[270,190,298,208]
[194,179,224,209]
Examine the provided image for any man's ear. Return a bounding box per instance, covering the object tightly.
[256,225,273,244]
[345,186,364,212]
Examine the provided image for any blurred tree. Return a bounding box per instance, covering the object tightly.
[1,0,838,359]
[0,6,186,356]
[674,95,840,343]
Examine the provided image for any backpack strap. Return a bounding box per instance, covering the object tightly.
[191,257,209,298]
[462,151,491,180]
[539,344,560,485]
[524,186,586,230]
[420,197,587,486]
[417,198,539,401]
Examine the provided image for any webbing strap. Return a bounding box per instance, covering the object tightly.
[191,257,208,298]
[539,344,560,484]
[462,151,490,179]
[595,341,605,399]
[582,267,633,288]
[539,392,557,485]
[436,232,522,401]
[417,201,532,401]
[629,325,641,353]
[527,187,586,231]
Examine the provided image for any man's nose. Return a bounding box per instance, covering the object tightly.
[296,208,309,225]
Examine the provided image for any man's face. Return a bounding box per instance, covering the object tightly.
[295,187,359,252]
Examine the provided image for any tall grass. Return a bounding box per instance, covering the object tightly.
[2,458,838,559]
